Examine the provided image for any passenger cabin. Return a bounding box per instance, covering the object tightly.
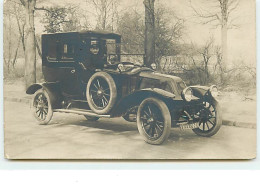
[41,31,121,96]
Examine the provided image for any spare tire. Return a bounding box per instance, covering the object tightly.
[86,72,117,114]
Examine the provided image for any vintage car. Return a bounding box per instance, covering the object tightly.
[26,30,222,145]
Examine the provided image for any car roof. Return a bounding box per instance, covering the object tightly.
[42,30,121,40]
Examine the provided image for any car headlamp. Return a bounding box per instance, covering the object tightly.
[118,63,125,72]
[151,63,157,70]
[209,85,218,98]
[182,87,193,102]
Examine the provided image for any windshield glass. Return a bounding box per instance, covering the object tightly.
[106,39,120,64]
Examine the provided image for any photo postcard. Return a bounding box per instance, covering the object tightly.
[3,0,256,159]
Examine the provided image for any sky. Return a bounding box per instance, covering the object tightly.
[34,0,256,66]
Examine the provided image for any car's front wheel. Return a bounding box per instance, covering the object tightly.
[137,97,171,145]
[192,98,222,137]
[31,89,53,125]
[86,72,117,114]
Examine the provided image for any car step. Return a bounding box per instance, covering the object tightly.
[53,109,110,118]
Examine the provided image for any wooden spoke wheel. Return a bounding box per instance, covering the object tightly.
[31,89,53,125]
[137,97,171,145]
[192,98,222,137]
[87,72,117,114]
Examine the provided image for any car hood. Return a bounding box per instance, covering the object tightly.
[139,71,183,83]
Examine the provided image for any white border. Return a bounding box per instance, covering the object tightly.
[0,0,259,170]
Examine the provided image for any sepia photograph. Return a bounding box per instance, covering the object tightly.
[3,0,256,159]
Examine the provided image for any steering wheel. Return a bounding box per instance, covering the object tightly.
[117,62,137,73]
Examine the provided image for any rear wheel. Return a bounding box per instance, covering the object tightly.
[192,98,222,137]
[31,89,53,125]
[86,72,117,114]
[137,97,171,145]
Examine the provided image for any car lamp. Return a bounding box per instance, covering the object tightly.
[118,64,125,72]
[209,85,218,98]
[182,87,193,102]
[151,63,157,70]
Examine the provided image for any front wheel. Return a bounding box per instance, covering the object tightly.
[192,98,222,137]
[86,72,117,114]
[31,89,53,125]
[137,97,171,145]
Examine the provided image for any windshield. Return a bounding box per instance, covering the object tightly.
[107,41,144,65]
[106,39,120,64]
[80,37,144,66]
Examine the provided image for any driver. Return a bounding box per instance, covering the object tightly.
[77,39,106,71]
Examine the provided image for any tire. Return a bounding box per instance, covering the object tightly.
[137,97,171,145]
[31,89,53,125]
[84,115,100,121]
[192,98,222,137]
[86,72,117,114]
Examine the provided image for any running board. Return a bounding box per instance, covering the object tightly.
[53,109,111,118]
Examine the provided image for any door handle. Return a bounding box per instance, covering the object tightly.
[71,69,76,74]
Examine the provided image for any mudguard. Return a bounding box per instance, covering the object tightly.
[110,88,175,117]
[190,85,210,98]
[26,82,62,109]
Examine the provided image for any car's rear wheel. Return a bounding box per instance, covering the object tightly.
[31,89,53,125]
[137,97,171,145]
[86,72,117,114]
[192,98,222,137]
[84,115,100,121]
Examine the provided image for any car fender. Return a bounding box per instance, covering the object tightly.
[190,85,210,98]
[26,82,62,109]
[110,88,175,117]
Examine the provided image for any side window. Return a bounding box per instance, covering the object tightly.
[64,44,68,54]
[61,42,74,60]
[47,39,58,60]
[46,38,75,62]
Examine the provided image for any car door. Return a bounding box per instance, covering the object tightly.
[42,33,82,98]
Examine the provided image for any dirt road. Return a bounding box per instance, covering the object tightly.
[4,102,256,159]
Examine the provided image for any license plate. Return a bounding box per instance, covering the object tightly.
[180,122,199,130]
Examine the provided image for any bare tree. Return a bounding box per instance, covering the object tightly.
[198,37,215,84]
[41,6,70,33]
[190,0,240,66]
[3,1,22,72]
[144,0,155,67]
[13,2,26,54]
[165,38,217,85]
[87,0,119,31]
[154,4,184,67]
[117,3,184,67]
[117,10,144,54]
[19,0,37,89]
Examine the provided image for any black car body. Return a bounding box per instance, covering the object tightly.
[26,31,222,145]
